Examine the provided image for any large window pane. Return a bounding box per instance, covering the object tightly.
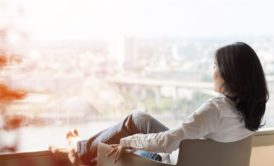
[0,0,273,153]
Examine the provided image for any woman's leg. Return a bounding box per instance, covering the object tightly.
[134,150,162,161]
[77,111,169,165]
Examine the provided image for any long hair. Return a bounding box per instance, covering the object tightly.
[215,42,269,131]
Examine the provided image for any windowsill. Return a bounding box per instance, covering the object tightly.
[256,128,274,135]
[0,150,70,165]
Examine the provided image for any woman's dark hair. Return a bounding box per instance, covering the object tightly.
[215,42,269,131]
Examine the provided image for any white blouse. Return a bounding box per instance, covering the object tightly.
[120,94,254,153]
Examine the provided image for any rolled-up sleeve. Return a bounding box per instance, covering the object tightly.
[120,100,220,153]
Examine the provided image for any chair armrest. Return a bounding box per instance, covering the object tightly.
[97,143,174,166]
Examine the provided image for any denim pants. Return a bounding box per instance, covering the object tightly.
[77,111,169,165]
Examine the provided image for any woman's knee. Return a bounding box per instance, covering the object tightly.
[131,111,152,123]
[130,111,153,133]
[129,111,169,133]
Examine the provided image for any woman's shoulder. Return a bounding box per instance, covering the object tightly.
[208,93,234,105]
[206,94,238,117]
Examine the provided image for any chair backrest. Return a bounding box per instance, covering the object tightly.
[176,136,253,166]
[97,143,173,166]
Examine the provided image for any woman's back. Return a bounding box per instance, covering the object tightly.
[202,94,253,142]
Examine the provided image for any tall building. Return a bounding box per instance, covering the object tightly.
[108,35,137,71]
[123,36,137,70]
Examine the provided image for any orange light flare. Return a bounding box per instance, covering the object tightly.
[2,115,26,131]
[0,54,8,67]
[0,83,27,102]
[0,54,23,66]
[0,52,27,131]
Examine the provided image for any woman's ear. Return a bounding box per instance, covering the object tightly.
[219,82,226,93]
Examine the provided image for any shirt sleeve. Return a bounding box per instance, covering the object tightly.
[120,99,220,153]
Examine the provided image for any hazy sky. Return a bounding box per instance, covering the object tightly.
[12,0,274,40]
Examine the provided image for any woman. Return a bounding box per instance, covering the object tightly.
[49,42,269,165]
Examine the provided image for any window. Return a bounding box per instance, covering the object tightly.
[0,0,273,153]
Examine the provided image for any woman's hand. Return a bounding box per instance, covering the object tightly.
[106,144,135,163]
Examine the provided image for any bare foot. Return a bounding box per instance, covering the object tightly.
[48,146,70,154]
[49,129,82,165]
[66,129,80,148]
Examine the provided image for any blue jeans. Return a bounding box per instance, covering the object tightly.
[77,111,169,165]
[134,150,162,161]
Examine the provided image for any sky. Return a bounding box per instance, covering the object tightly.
[5,0,274,41]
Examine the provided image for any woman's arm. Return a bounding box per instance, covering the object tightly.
[120,100,220,153]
